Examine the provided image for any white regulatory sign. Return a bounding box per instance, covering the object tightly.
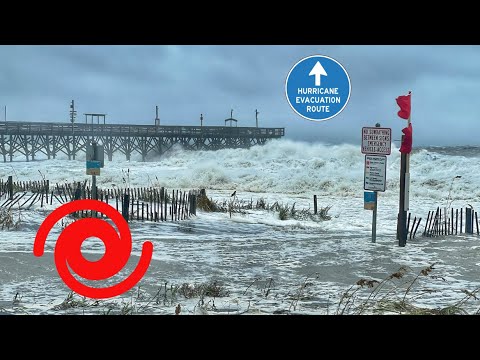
[364,155,387,192]
[361,127,392,155]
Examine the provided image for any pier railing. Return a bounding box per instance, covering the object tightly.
[0,121,285,162]
[0,121,285,138]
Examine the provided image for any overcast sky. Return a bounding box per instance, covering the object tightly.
[1,45,479,147]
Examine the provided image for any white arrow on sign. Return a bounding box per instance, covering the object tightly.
[309,61,328,86]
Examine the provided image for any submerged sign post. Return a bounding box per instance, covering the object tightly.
[86,142,104,200]
[362,125,392,243]
[285,55,351,122]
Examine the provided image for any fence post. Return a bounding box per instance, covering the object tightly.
[475,211,479,235]
[122,193,129,222]
[466,207,472,234]
[413,218,421,239]
[423,211,431,237]
[8,175,13,200]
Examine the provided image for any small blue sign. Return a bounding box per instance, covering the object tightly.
[364,191,377,203]
[86,160,101,169]
[364,191,377,210]
[285,55,351,122]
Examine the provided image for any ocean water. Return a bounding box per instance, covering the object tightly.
[1,139,479,315]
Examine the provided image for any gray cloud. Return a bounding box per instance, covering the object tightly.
[0,45,479,146]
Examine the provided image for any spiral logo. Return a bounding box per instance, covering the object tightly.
[33,199,153,299]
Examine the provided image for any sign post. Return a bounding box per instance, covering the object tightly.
[364,154,387,243]
[362,125,391,243]
[86,141,104,200]
[364,191,378,242]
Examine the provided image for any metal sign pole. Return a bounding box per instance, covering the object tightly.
[92,140,97,200]
[362,123,390,244]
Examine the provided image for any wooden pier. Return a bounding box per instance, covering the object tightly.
[0,121,285,162]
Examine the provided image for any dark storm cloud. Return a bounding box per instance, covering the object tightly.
[47,45,174,83]
[1,45,479,146]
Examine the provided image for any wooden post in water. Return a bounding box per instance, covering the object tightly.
[131,196,134,220]
[409,216,416,240]
[428,210,434,236]
[313,195,317,215]
[164,189,167,220]
[184,192,188,219]
[171,190,174,222]
[439,208,442,235]
[159,189,163,221]
[175,190,179,221]
[423,211,431,237]
[432,207,439,236]
[476,211,479,235]
[183,191,187,220]
[466,207,472,234]
[190,194,197,216]
[406,212,411,238]
[451,208,453,235]
[160,190,163,220]
[179,191,182,220]
[413,218,421,239]
[455,208,458,235]
[8,176,13,200]
[122,194,129,222]
[45,180,49,204]
[444,207,447,235]
[137,200,139,221]
[150,189,154,220]
[460,208,463,233]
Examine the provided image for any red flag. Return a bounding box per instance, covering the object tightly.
[396,91,411,119]
[399,123,413,154]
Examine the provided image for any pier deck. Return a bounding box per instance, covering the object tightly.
[0,121,285,161]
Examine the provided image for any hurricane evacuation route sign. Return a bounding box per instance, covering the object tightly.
[285,54,351,122]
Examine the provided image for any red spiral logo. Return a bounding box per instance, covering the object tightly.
[33,199,153,299]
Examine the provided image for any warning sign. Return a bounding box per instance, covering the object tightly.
[361,127,392,155]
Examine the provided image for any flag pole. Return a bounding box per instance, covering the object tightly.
[405,91,412,211]
[398,90,411,247]
[406,90,412,172]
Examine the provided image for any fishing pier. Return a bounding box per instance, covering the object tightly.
[0,121,285,162]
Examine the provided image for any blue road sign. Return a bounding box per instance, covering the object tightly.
[86,160,101,169]
[86,160,101,176]
[364,191,377,210]
[285,55,351,122]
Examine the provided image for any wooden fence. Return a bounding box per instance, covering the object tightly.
[0,177,197,223]
[422,206,479,237]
